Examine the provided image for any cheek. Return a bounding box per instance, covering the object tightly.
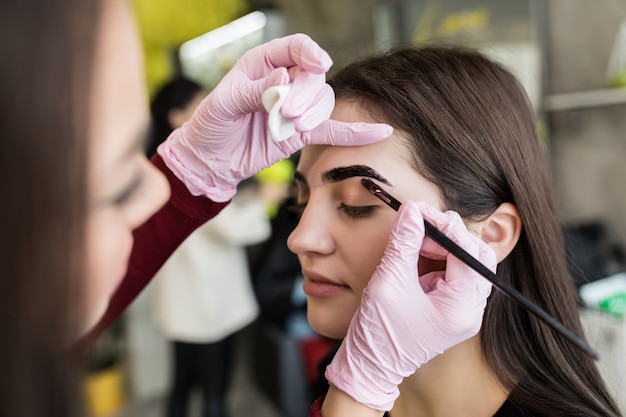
[83,209,134,328]
[344,217,395,292]
[311,217,394,339]
[346,239,389,298]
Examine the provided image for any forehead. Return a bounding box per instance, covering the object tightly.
[298,141,405,181]
[298,100,411,184]
[297,100,443,208]
[89,0,147,176]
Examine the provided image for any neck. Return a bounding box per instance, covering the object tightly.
[390,335,509,417]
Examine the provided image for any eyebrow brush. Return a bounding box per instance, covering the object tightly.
[361,178,599,360]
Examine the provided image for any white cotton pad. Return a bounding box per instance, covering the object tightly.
[262,84,296,142]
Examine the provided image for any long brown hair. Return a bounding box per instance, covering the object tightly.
[329,45,622,416]
[0,0,99,415]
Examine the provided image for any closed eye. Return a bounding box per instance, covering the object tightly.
[287,202,377,219]
[339,204,376,219]
[112,173,143,206]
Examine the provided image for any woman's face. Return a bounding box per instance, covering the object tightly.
[84,0,169,332]
[287,100,444,339]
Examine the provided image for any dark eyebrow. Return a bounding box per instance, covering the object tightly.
[293,165,392,186]
[294,171,307,183]
[323,165,392,185]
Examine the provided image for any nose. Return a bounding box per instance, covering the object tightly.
[287,201,335,257]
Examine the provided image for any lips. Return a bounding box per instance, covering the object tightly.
[302,269,350,297]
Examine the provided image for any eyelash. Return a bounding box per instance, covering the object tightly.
[113,175,143,206]
[339,204,376,219]
[287,202,376,219]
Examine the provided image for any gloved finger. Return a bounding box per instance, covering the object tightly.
[427,269,490,338]
[281,70,329,120]
[440,219,495,290]
[423,234,491,333]
[423,218,494,303]
[301,119,393,147]
[262,33,333,74]
[290,83,334,131]
[389,201,427,250]
[363,202,431,315]
[418,270,445,293]
[415,201,494,290]
[375,201,427,281]
[218,67,289,117]
[417,203,467,261]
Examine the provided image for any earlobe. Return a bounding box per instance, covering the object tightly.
[477,203,522,262]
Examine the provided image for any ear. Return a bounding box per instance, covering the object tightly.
[167,108,187,130]
[474,203,522,262]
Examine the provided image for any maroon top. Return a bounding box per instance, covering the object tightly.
[309,396,325,417]
[80,154,229,346]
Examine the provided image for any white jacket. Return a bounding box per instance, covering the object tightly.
[152,192,270,343]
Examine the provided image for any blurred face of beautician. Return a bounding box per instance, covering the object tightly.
[288,100,444,339]
[84,0,169,331]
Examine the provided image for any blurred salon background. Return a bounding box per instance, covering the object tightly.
[84,1,626,416]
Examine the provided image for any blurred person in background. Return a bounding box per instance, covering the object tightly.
[153,184,282,417]
[146,76,206,158]
[148,76,287,417]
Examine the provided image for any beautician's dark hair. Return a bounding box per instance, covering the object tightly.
[0,0,99,416]
[329,45,622,416]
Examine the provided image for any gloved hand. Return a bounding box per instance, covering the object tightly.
[158,33,392,202]
[325,201,495,411]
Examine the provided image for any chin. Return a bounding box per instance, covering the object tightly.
[79,300,108,338]
[307,310,349,340]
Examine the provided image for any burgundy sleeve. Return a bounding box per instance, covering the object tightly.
[79,154,229,346]
[309,396,325,417]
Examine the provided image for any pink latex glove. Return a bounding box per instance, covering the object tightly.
[158,34,392,202]
[325,201,495,411]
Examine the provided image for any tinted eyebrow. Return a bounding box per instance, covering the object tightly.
[293,165,392,186]
[323,165,391,185]
[294,171,307,184]
[325,165,391,185]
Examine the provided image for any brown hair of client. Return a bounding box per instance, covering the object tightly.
[328,45,622,417]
